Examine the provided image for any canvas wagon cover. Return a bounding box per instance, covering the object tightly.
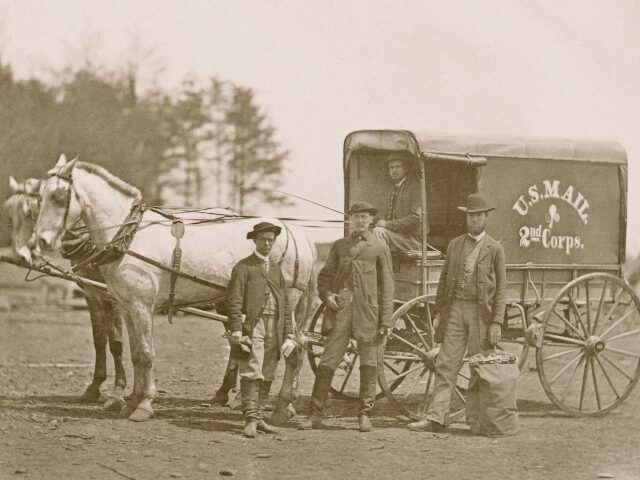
[344,130,627,265]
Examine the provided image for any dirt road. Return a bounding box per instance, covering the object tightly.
[1,300,639,479]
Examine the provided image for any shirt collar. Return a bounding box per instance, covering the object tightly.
[395,176,407,188]
[467,230,486,242]
[351,229,371,241]
[254,250,270,262]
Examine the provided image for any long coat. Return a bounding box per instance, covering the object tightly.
[226,254,293,354]
[434,233,507,343]
[385,177,422,238]
[317,233,394,344]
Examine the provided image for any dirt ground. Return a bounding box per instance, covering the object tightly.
[1,265,640,480]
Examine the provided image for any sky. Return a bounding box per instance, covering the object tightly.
[1,0,639,253]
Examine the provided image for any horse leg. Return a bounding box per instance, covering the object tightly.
[118,308,144,419]
[104,300,127,412]
[270,287,308,425]
[126,302,156,422]
[80,296,107,403]
[269,349,302,426]
[211,356,239,406]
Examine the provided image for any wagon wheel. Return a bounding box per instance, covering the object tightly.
[536,273,640,416]
[378,295,469,422]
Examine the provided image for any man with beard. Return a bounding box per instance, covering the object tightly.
[408,193,506,432]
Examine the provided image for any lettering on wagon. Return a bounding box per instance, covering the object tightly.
[512,180,590,255]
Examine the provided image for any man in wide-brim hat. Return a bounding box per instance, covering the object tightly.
[408,192,507,433]
[226,221,296,438]
[301,201,394,433]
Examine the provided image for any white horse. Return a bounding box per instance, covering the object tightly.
[34,155,316,422]
[3,177,127,410]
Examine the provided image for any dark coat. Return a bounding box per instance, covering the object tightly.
[318,233,394,344]
[227,254,293,354]
[385,177,422,238]
[434,233,507,343]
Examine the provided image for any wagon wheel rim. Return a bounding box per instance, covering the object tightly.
[536,273,640,416]
[305,303,392,401]
[378,295,468,421]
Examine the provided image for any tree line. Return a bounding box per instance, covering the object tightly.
[0,57,290,245]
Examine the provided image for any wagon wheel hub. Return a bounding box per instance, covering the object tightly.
[585,335,605,355]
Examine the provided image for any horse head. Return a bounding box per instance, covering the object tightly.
[34,153,83,251]
[3,176,41,264]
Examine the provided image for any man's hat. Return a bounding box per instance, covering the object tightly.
[348,201,378,216]
[387,151,412,164]
[246,221,282,239]
[457,193,495,213]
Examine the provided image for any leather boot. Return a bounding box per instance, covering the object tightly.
[358,365,378,432]
[299,366,334,430]
[240,379,259,438]
[211,364,238,406]
[257,380,278,434]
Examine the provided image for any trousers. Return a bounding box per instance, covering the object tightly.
[237,314,279,382]
[426,298,486,425]
[371,227,421,252]
[318,290,380,370]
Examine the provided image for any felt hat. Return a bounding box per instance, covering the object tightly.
[457,193,495,213]
[348,201,378,216]
[246,221,282,239]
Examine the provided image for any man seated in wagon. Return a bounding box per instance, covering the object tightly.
[372,152,423,253]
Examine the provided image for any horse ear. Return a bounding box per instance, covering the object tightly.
[9,176,20,193]
[24,178,41,195]
[54,153,68,168]
[57,157,77,179]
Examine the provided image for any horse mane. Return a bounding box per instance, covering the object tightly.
[75,161,142,199]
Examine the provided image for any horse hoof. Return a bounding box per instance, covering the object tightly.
[210,392,229,406]
[129,407,153,422]
[269,403,296,426]
[118,404,136,419]
[104,396,125,412]
[79,388,102,403]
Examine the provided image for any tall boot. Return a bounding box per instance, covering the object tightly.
[257,380,278,433]
[211,363,238,406]
[299,366,334,430]
[358,365,378,432]
[240,378,259,438]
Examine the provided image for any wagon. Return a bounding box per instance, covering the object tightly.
[305,130,640,420]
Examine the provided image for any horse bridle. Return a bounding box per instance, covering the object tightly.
[41,168,80,237]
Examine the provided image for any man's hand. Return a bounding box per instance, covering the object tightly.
[228,330,243,346]
[281,338,296,357]
[326,293,341,311]
[487,322,502,347]
[376,219,387,228]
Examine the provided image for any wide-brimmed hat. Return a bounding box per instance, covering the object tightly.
[348,201,378,216]
[246,221,282,239]
[457,193,495,213]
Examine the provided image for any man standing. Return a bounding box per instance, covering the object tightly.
[372,152,423,252]
[227,222,297,438]
[408,193,506,432]
[301,202,394,432]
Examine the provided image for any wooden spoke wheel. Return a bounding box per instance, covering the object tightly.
[536,273,640,416]
[378,295,468,421]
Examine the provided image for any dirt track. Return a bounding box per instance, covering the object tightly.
[1,279,640,480]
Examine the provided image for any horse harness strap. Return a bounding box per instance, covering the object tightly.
[71,199,147,271]
[166,219,185,324]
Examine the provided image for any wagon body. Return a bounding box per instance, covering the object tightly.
[305,129,639,419]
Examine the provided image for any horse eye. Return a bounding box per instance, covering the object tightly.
[52,189,68,204]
